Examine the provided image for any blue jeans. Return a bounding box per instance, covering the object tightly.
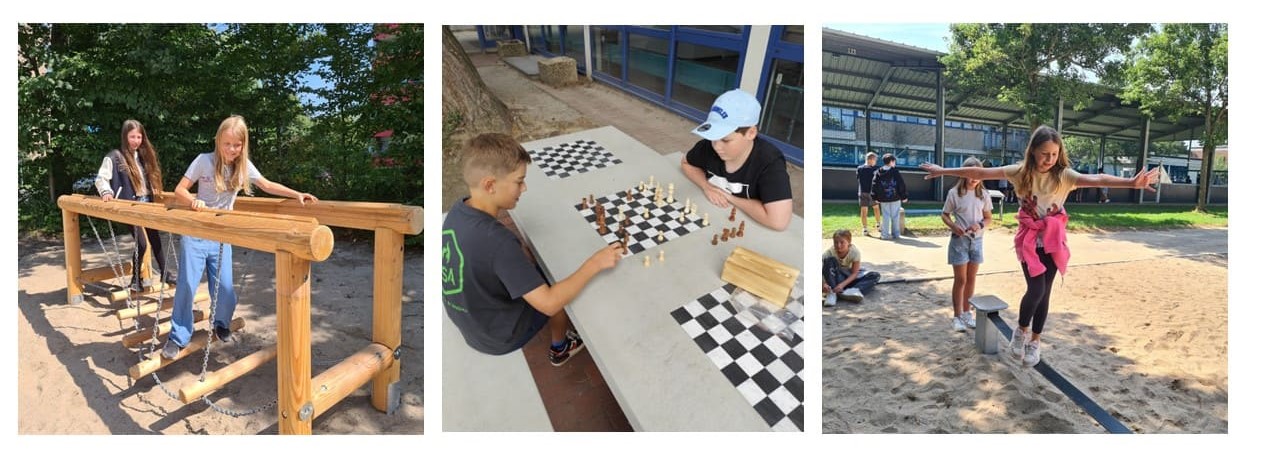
[169,236,237,347]
[822,257,880,294]
[880,200,903,239]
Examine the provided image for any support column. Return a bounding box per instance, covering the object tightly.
[935,69,945,201]
[277,251,313,435]
[1137,119,1151,204]
[371,227,404,413]
[63,209,83,304]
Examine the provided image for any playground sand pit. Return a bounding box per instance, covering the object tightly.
[822,254,1228,433]
[17,235,425,434]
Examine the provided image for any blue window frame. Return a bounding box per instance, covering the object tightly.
[757,26,804,164]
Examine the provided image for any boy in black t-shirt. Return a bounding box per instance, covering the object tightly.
[680,89,793,231]
[442,134,623,366]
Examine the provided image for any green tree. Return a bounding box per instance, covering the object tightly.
[942,23,1152,130]
[1121,23,1227,211]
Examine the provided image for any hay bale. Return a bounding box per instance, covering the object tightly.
[538,56,579,87]
[496,40,527,57]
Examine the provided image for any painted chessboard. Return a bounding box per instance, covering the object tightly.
[576,186,704,258]
[670,281,805,432]
[529,139,623,179]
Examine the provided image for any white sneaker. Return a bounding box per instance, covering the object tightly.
[841,287,864,303]
[952,317,966,332]
[1008,328,1027,360]
[963,311,977,329]
[1023,339,1042,367]
[863,228,870,236]
[824,293,837,307]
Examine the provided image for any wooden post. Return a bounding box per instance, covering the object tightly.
[276,251,313,435]
[371,227,403,412]
[312,343,394,418]
[63,209,83,304]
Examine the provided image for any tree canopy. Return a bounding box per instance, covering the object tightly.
[18,23,424,234]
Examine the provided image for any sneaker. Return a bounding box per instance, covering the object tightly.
[863,228,870,236]
[1023,339,1042,367]
[548,331,586,367]
[213,324,233,343]
[952,317,967,332]
[127,281,145,293]
[840,287,864,304]
[963,311,977,329]
[1008,328,1027,360]
[162,273,177,286]
[823,293,837,307]
[160,339,181,360]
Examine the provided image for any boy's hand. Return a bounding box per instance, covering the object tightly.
[702,185,730,208]
[100,193,114,202]
[298,192,318,205]
[589,243,624,272]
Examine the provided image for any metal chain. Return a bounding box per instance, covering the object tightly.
[85,215,275,417]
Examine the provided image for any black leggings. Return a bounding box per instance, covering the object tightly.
[1018,247,1057,334]
[130,224,167,286]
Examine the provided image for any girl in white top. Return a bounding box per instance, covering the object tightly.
[941,157,993,332]
[160,115,318,359]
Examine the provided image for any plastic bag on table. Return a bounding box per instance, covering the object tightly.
[728,286,802,342]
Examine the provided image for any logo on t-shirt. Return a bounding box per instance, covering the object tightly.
[707,173,749,198]
[442,230,465,298]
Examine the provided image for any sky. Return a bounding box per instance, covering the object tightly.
[825,23,951,52]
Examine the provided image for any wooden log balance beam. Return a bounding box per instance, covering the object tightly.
[115,291,209,320]
[58,194,334,262]
[121,308,210,348]
[311,343,395,419]
[155,192,425,235]
[127,317,246,379]
[179,346,278,403]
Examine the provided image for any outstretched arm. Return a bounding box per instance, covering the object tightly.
[1075,166,1160,192]
[253,177,319,204]
[920,163,1006,181]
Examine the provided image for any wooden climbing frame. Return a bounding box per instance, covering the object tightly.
[58,193,424,435]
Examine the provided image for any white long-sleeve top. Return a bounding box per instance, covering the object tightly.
[94,150,150,198]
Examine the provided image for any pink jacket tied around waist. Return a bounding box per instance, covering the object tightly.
[1014,208,1070,277]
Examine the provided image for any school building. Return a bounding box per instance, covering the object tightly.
[473,25,804,165]
[821,28,1227,205]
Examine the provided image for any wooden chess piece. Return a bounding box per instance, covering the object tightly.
[712,236,718,246]
[729,207,737,222]
[738,221,745,237]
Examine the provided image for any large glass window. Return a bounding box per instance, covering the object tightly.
[781,25,803,44]
[761,59,803,149]
[685,26,744,34]
[627,33,668,96]
[527,25,543,50]
[548,26,562,54]
[593,28,622,79]
[565,26,585,67]
[673,42,739,110]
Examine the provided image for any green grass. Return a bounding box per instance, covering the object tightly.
[822,201,1228,238]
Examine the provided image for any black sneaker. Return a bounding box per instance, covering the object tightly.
[213,325,234,343]
[160,339,182,360]
[548,330,585,367]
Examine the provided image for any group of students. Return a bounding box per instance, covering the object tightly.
[95,116,317,361]
[828,125,1159,367]
[442,89,794,365]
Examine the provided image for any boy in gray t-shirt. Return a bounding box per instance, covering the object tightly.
[443,133,622,365]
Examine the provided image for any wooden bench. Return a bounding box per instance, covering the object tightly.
[969,295,1009,354]
[442,309,553,431]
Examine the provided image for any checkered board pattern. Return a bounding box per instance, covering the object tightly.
[530,140,623,179]
[670,282,805,432]
[576,187,704,258]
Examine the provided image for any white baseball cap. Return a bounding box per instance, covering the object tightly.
[692,89,761,141]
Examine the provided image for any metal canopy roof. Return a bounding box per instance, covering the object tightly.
[822,27,1207,142]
